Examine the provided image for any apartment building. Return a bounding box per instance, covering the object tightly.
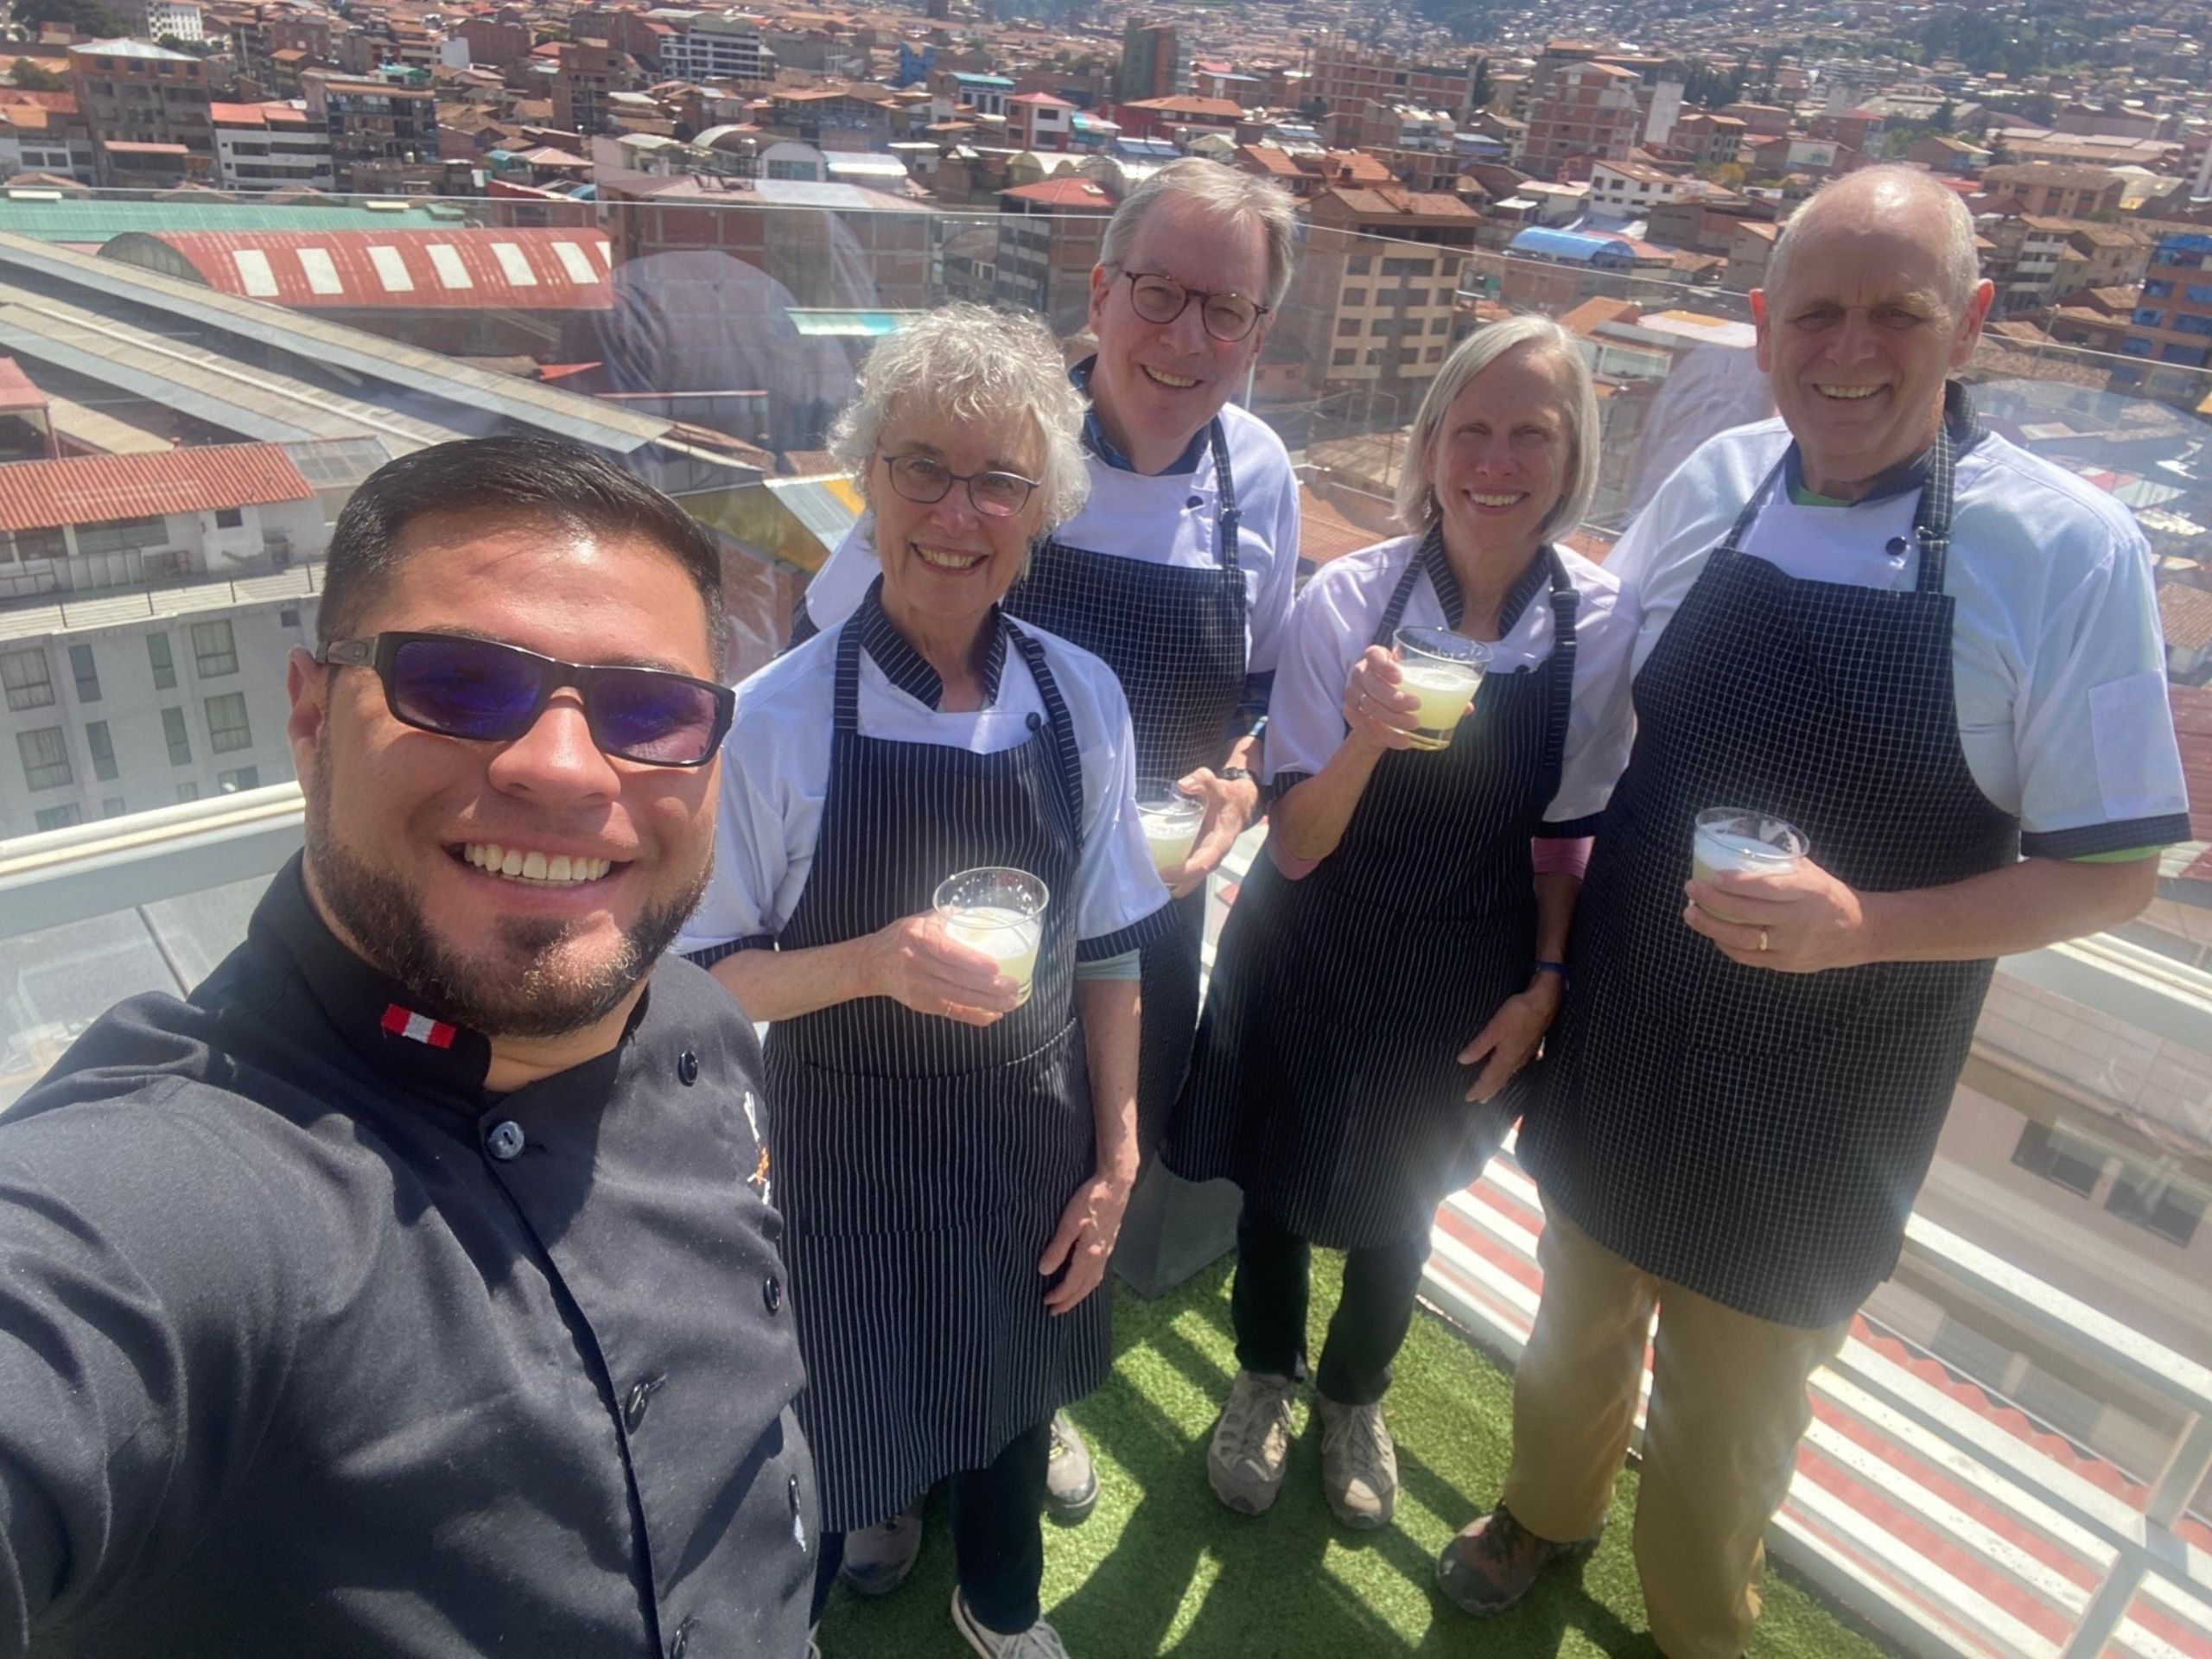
[1522,60,1641,180]
[68,39,214,187]
[1117,20,1185,103]
[657,12,775,86]
[1983,162,2127,220]
[1299,186,1481,395]
[301,73,439,193]
[2122,231,2212,374]
[0,446,329,841]
[1308,41,1471,121]
[210,100,334,191]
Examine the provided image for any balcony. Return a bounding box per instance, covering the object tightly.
[0,188,2209,1657]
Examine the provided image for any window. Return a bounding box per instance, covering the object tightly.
[191,620,238,677]
[1337,317,1360,337]
[2105,1166,2205,1249]
[2133,308,2164,327]
[101,796,127,817]
[1402,289,1431,308]
[175,781,200,803]
[2015,1366,2103,1445]
[85,720,118,782]
[1430,317,1451,334]
[148,632,176,690]
[74,515,168,558]
[206,691,252,753]
[280,608,301,628]
[218,766,261,793]
[1348,254,1371,275]
[162,706,192,766]
[1426,346,1445,362]
[2012,1120,2104,1198]
[17,726,72,791]
[69,643,100,703]
[1,646,54,711]
[1365,348,1383,365]
[1399,348,1420,365]
[1369,319,1390,336]
[213,506,245,529]
[34,803,82,832]
[1342,288,1367,307]
[1930,1313,2011,1383]
[1332,347,1357,366]
[1381,256,1434,277]
[0,527,64,564]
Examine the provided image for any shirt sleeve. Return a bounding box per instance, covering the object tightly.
[2010,515,2190,859]
[800,518,880,636]
[1262,568,1364,787]
[1071,666,1178,959]
[681,690,804,954]
[1542,575,1639,831]
[1243,459,1302,682]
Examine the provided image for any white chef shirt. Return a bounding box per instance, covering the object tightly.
[677,595,1173,958]
[1266,534,1638,829]
[802,397,1302,684]
[1605,416,2190,859]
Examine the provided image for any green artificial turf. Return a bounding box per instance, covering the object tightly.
[817,1253,1903,1657]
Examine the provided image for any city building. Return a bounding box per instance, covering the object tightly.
[300,74,440,194]
[2122,231,2212,375]
[67,40,214,188]
[1670,111,1747,168]
[1984,162,2128,220]
[209,101,334,193]
[1006,92,1073,153]
[1522,60,1642,181]
[994,174,1114,336]
[550,41,621,137]
[1117,19,1185,104]
[1308,41,1471,121]
[124,0,203,42]
[657,12,774,86]
[1298,185,1481,395]
[1588,157,1687,215]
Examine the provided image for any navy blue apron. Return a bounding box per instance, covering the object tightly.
[1169,531,1580,1249]
[1522,415,2021,1329]
[763,608,1110,1530]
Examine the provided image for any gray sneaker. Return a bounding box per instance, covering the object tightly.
[837,1499,924,1598]
[1316,1396,1397,1529]
[1207,1370,1300,1516]
[1044,1410,1098,1524]
[950,1587,1071,1657]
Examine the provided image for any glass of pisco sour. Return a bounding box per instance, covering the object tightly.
[1691,809,1808,925]
[1392,626,1492,752]
[1135,782,1206,882]
[933,867,1050,1007]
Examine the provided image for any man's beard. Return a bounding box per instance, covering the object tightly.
[305,779,708,1040]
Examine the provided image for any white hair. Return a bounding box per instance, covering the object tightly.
[1764,164,1981,315]
[1099,158,1300,311]
[1395,314,1602,546]
[829,302,1090,532]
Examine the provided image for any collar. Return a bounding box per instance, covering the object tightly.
[1419,535,1548,634]
[248,854,498,1106]
[1071,356,1214,477]
[856,577,1007,710]
[1783,380,1986,507]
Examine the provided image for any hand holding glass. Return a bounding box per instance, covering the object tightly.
[933,867,1048,1007]
[1393,627,1491,752]
[1136,783,1205,882]
[1691,809,1808,925]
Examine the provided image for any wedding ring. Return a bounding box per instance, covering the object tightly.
[1758,929,1770,952]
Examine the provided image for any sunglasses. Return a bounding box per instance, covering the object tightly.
[318,632,734,767]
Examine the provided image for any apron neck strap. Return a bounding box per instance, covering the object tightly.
[832,615,863,734]
[1006,624,1084,834]
[1374,525,1445,648]
[1540,545,1580,786]
[1209,417,1241,573]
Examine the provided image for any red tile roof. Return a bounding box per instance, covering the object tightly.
[109,227,613,310]
[1001,175,1114,209]
[0,442,313,532]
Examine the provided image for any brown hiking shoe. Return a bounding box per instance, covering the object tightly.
[1434,1504,1599,1616]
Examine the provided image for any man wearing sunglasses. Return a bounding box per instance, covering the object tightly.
[791,160,1302,1571]
[0,435,817,1657]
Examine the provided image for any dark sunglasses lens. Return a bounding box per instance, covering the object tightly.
[389,637,543,740]
[590,671,723,764]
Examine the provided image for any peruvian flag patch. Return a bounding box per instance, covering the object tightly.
[380,1003,458,1049]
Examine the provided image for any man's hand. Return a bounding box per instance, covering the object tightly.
[1039,1170,1133,1314]
[1167,766,1262,898]
[1459,976,1563,1102]
[1343,646,1423,755]
[862,913,1023,1024]
[1683,861,1875,974]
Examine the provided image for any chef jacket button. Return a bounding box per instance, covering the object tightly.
[763,1274,782,1313]
[677,1047,699,1086]
[668,1615,694,1659]
[1026,711,1042,732]
[787,1473,800,1513]
[1886,537,1910,558]
[486,1121,524,1161]
[1185,493,1203,509]
[625,1376,659,1431]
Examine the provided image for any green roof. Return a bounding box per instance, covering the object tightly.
[0,198,469,241]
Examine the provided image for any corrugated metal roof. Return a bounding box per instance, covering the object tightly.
[1507,226,1636,265]
[0,233,672,454]
[0,442,312,532]
[103,228,615,311]
[764,474,862,555]
[0,200,458,241]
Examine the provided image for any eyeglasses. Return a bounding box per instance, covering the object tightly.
[1116,270,1270,343]
[880,453,1039,518]
[318,632,734,767]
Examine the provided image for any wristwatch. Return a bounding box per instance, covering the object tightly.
[1217,766,1254,785]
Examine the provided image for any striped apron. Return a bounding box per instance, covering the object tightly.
[1522,417,2022,1329]
[764,617,1112,1531]
[1003,419,1249,1151]
[1167,532,1580,1251]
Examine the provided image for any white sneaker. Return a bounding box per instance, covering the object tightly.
[1206,1370,1300,1516]
[950,1586,1071,1656]
[837,1499,924,1598]
[1317,1395,1397,1529]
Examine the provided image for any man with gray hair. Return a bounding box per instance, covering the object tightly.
[1440,166,2190,1657]
[793,158,1304,1577]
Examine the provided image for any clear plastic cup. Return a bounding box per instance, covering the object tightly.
[1393,626,1491,752]
[932,866,1048,1007]
[1135,782,1205,881]
[1691,809,1808,924]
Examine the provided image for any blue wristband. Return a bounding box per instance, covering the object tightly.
[1531,959,1569,990]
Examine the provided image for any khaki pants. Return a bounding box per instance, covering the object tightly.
[1501,1202,1852,1659]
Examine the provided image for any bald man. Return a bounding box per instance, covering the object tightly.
[1438,167,2189,1657]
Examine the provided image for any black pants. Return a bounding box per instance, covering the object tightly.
[809,1416,1052,1634]
[1230,1205,1430,1407]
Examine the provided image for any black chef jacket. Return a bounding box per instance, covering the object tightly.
[0,856,815,1659]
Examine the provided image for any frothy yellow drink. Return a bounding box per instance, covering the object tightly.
[944,906,1041,1006]
[1399,662,1483,752]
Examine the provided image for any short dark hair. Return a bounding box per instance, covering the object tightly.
[318,435,726,669]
